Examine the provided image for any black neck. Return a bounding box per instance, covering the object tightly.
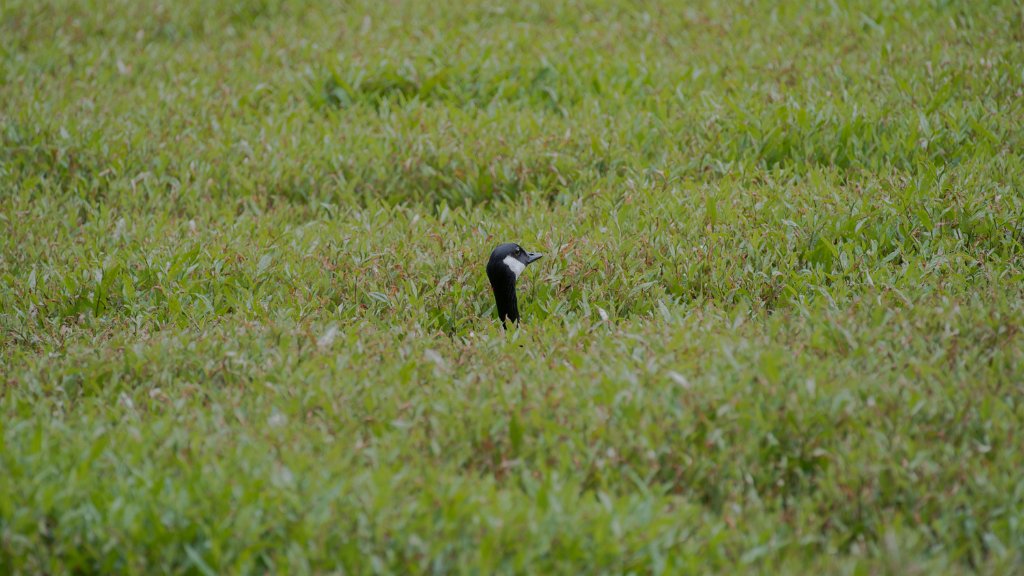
[488,269,519,327]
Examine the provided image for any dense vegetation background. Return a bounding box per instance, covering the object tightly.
[2,0,1023,573]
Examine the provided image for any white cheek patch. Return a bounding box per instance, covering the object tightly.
[503,255,526,278]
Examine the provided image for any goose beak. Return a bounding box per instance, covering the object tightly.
[526,252,543,264]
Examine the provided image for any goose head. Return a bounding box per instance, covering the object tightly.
[486,243,543,327]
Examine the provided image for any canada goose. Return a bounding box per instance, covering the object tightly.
[486,243,543,327]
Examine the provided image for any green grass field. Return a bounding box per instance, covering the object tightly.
[2,0,1024,573]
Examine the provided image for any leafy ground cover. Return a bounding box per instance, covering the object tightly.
[2,0,1023,573]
